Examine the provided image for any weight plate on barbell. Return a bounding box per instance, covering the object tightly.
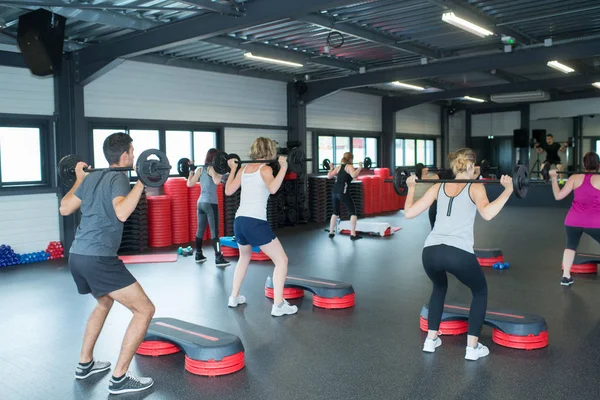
[364,157,372,170]
[213,151,230,175]
[393,167,409,196]
[287,147,305,174]
[177,157,192,177]
[58,154,84,188]
[136,149,171,188]
[323,158,332,171]
[513,164,529,199]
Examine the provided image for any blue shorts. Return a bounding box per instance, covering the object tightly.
[234,216,276,247]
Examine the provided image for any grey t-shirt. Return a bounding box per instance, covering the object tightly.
[199,167,218,204]
[69,171,131,256]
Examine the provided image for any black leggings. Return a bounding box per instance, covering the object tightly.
[565,226,600,250]
[422,245,488,337]
[332,192,356,216]
[197,202,220,239]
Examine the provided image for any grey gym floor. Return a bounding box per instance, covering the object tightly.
[2,207,600,400]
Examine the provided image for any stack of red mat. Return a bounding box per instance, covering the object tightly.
[357,176,373,215]
[147,196,172,247]
[164,178,189,244]
[187,184,201,242]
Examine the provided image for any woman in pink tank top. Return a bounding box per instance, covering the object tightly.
[550,152,600,286]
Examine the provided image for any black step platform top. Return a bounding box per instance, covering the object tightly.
[265,275,354,298]
[143,318,244,361]
[474,248,503,258]
[574,253,600,265]
[420,303,547,336]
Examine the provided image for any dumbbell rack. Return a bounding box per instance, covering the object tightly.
[119,189,149,254]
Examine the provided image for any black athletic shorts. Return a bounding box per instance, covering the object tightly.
[544,157,561,166]
[332,192,356,216]
[69,253,137,298]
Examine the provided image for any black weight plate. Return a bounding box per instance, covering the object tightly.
[322,158,332,171]
[213,151,230,175]
[364,157,372,170]
[58,154,84,188]
[393,168,408,196]
[514,165,529,199]
[136,149,170,187]
[177,158,193,177]
[287,147,305,174]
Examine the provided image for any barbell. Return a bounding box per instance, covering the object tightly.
[385,164,544,199]
[322,157,372,171]
[409,160,497,179]
[538,166,600,182]
[58,149,171,188]
[212,147,311,175]
[177,158,210,177]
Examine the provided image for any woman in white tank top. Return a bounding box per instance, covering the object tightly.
[224,137,298,317]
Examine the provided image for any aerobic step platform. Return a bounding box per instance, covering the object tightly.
[419,303,548,350]
[474,248,505,267]
[563,253,600,274]
[136,318,245,376]
[265,275,355,309]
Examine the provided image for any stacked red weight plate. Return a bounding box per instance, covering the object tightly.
[218,183,225,238]
[188,184,201,242]
[147,196,172,247]
[374,168,392,212]
[357,176,372,215]
[371,175,383,214]
[164,178,189,245]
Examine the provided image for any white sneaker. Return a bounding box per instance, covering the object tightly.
[465,343,490,361]
[271,300,298,317]
[228,295,246,308]
[422,337,442,353]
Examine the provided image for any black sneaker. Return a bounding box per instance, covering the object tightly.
[75,359,111,379]
[195,252,207,263]
[560,276,574,286]
[328,233,335,239]
[108,372,154,395]
[350,234,363,241]
[215,254,230,267]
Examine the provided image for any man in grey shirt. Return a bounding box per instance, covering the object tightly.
[60,132,155,395]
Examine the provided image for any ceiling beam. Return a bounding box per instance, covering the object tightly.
[487,68,530,83]
[130,54,293,82]
[203,36,361,71]
[297,13,441,59]
[75,0,369,66]
[302,38,600,103]
[175,0,244,16]
[428,0,536,45]
[387,72,600,112]
[0,50,26,68]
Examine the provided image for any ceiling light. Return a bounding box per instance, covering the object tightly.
[244,52,303,68]
[463,96,485,103]
[593,82,600,89]
[547,61,575,74]
[442,11,493,38]
[392,81,425,91]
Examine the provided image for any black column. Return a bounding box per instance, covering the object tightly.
[518,104,530,166]
[382,97,396,171]
[287,82,307,173]
[573,116,583,170]
[465,110,472,148]
[54,55,87,252]
[440,106,449,168]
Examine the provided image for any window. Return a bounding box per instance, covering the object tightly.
[193,131,218,166]
[166,130,192,176]
[317,134,378,171]
[0,127,42,184]
[129,130,159,177]
[596,139,600,154]
[396,137,435,167]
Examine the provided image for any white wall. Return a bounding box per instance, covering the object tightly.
[0,194,60,253]
[396,103,440,135]
[224,128,288,160]
[449,110,466,152]
[85,61,287,126]
[531,98,600,120]
[0,66,54,115]
[471,111,520,137]
[307,91,381,132]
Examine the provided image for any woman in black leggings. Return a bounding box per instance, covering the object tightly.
[404,148,513,361]
[327,152,362,240]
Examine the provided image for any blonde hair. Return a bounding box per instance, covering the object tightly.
[448,148,476,175]
[341,152,353,164]
[250,137,277,160]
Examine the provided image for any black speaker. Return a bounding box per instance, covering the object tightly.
[513,129,529,148]
[17,9,66,76]
[532,129,546,144]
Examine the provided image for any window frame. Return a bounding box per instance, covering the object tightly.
[312,130,380,173]
[0,114,54,194]
[395,134,437,168]
[88,119,223,180]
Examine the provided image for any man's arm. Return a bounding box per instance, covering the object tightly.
[59,162,87,216]
[113,177,144,223]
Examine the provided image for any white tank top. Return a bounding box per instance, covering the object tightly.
[424,183,477,254]
[235,164,271,221]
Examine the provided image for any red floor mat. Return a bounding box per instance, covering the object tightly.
[119,254,178,264]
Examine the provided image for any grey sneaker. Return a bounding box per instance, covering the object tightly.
[108,372,154,395]
[228,295,246,308]
[271,300,298,317]
[422,337,442,353]
[75,359,111,379]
